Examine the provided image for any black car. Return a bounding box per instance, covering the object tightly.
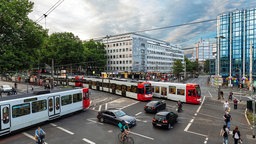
[144,100,166,113]
[152,111,178,129]
[97,109,136,127]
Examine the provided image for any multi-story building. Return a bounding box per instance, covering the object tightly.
[101,33,184,75]
[193,39,214,61]
[217,8,256,80]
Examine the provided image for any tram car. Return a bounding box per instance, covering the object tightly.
[0,87,90,136]
[148,81,201,104]
[73,77,152,101]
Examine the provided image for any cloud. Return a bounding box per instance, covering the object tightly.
[28,0,255,46]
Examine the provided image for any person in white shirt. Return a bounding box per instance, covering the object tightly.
[223,100,230,112]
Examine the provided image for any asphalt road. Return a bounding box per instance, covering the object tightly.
[0,77,255,144]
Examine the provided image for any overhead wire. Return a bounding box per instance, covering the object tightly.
[35,0,64,23]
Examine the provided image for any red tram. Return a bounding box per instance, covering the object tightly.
[0,87,90,136]
[149,81,201,104]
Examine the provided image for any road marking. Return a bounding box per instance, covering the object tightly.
[105,103,108,110]
[208,91,212,97]
[87,119,103,125]
[129,131,154,140]
[135,112,142,116]
[50,123,57,127]
[98,105,102,111]
[23,132,48,144]
[120,101,139,110]
[57,126,74,135]
[82,138,96,144]
[185,130,207,137]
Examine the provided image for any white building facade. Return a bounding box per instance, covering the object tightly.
[102,33,184,74]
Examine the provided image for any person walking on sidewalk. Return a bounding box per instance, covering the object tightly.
[233,126,242,144]
[223,111,232,130]
[220,125,229,144]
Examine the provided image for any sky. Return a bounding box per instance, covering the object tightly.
[28,0,256,50]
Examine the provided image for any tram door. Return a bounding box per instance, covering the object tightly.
[0,104,10,130]
[48,96,61,118]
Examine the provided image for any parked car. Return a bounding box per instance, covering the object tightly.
[0,85,13,93]
[97,108,136,127]
[144,100,166,113]
[152,111,178,129]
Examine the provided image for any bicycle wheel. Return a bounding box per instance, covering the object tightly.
[125,136,134,144]
[118,133,123,142]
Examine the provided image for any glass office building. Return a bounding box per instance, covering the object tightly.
[217,8,256,79]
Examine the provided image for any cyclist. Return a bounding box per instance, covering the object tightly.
[118,120,130,142]
[35,126,46,144]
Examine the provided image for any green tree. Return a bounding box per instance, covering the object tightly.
[43,32,85,69]
[172,60,184,82]
[0,0,47,73]
[204,59,210,73]
[83,39,106,75]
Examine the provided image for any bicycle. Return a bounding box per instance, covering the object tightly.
[118,132,134,144]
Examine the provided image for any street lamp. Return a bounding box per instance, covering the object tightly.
[215,35,225,99]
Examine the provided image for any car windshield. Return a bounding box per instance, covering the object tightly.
[114,110,126,117]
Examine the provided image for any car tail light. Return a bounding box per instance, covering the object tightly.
[151,107,155,110]
[162,120,168,123]
[152,118,156,122]
[144,106,147,109]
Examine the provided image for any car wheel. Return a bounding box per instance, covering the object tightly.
[152,123,156,127]
[99,117,104,123]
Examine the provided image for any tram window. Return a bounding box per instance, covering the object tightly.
[121,85,126,91]
[131,85,137,93]
[111,84,116,89]
[12,103,30,118]
[188,90,195,96]
[73,93,82,103]
[127,86,131,92]
[49,99,53,112]
[155,86,159,93]
[61,95,72,106]
[56,97,60,110]
[177,89,185,96]
[116,85,121,90]
[32,100,47,113]
[161,87,167,96]
[169,86,176,94]
[151,87,155,93]
[2,107,9,123]
[138,88,144,94]
[92,81,96,86]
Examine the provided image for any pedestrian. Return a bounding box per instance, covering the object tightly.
[220,125,229,144]
[223,111,232,130]
[233,98,238,109]
[220,91,224,100]
[233,126,242,144]
[223,100,230,112]
[229,91,233,101]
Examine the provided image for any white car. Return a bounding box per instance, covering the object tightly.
[0,85,13,93]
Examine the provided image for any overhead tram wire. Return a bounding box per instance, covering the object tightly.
[35,0,64,23]
[91,18,217,41]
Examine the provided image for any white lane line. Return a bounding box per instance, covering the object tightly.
[23,132,48,144]
[105,103,108,110]
[135,112,142,116]
[87,119,103,125]
[208,91,212,97]
[184,123,192,132]
[82,138,96,144]
[98,105,102,111]
[129,131,154,140]
[57,126,74,135]
[186,130,207,137]
[120,101,139,110]
[50,123,57,127]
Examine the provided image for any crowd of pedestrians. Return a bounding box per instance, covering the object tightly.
[219,91,243,144]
